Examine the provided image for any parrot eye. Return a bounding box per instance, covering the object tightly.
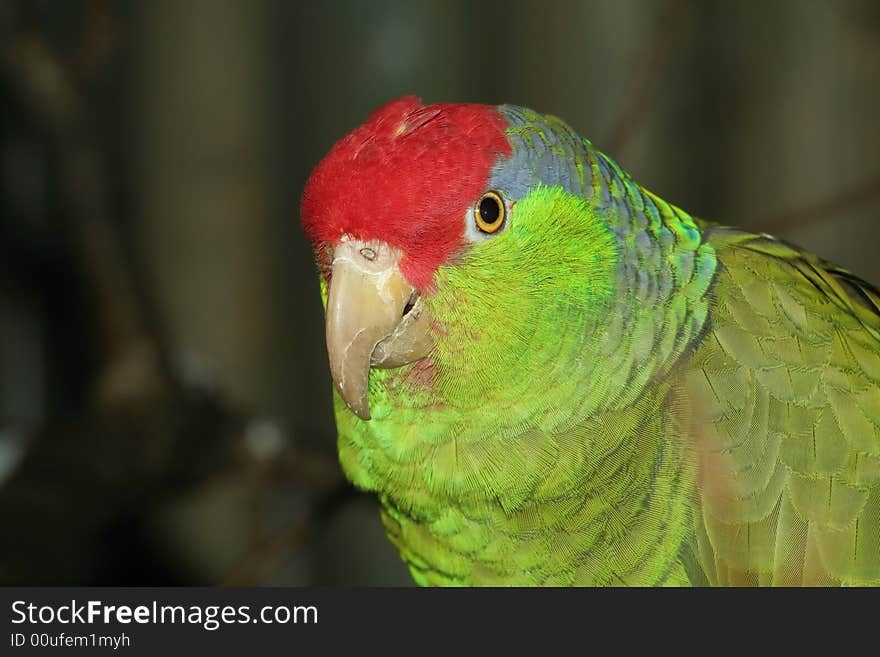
[474,191,506,234]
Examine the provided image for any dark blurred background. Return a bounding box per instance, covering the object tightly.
[1,0,878,585]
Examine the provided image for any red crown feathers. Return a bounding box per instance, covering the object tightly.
[301,96,511,290]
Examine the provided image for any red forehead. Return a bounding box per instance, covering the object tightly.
[301,96,511,290]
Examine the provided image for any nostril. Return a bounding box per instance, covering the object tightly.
[359,247,377,261]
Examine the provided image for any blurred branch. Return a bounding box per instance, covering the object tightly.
[606,0,688,156]
[221,429,348,586]
[219,484,357,587]
[3,20,167,406]
[0,3,345,584]
[220,520,311,587]
[755,173,880,234]
[74,0,117,83]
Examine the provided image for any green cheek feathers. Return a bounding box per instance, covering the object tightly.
[334,185,624,508]
[424,184,619,407]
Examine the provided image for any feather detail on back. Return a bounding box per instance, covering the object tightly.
[685,226,880,585]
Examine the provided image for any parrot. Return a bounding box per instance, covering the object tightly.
[300,96,880,586]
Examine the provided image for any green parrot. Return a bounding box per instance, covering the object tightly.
[301,96,880,586]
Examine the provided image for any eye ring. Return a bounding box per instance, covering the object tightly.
[474,191,506,234]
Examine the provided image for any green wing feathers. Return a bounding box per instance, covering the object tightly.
[685,228,880,585]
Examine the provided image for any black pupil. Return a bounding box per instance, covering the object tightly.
[479,196,501,225]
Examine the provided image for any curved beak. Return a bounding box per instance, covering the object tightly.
[324,239,432,420]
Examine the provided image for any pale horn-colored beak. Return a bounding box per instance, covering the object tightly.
[324,238,432,420]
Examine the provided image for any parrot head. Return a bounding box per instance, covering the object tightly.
[302,96,625,422]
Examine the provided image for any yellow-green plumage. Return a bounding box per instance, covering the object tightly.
[312,102,880,586]
[685,230,880,585]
